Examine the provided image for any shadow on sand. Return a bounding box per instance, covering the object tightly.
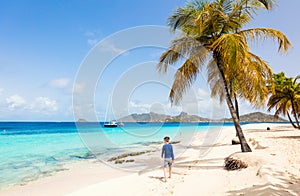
[246,129,295,133]
[268,136,300,140]
[173,158,225,171]
[148,176,165,182]
[227,169,300,195]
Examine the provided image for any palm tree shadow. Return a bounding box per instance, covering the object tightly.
[270,136,300,140]
[247,129,295,133]
[173,158,225,170]
[191,143,232,150]
[227,170,300,195]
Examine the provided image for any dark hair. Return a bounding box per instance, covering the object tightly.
[164,136,170,142]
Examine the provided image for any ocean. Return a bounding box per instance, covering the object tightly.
[0,121,241,190]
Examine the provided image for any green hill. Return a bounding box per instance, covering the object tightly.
[118,111,287,123]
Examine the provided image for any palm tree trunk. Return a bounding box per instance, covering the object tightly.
[287,112,298,128]
[291,100,300,128]
[234,93,240,121]
[214,53,252,152]
[234,93,240,137]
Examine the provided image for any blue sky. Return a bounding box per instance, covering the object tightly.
[0,0,299,121]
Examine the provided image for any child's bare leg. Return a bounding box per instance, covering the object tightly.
[163,168,167,182]
[169,167,172,178]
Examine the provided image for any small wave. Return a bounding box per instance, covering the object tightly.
[70,152,96,160]
[12,161,32,169]
[45,156,58,165]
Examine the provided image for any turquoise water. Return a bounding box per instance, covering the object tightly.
[0,122,233,190]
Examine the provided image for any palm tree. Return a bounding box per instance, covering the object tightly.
[268,72,300,129]
[209,0,276,121]
[157,0,291,152]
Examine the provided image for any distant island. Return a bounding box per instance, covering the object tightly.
[77,118,88,122]
[118,112,287,123]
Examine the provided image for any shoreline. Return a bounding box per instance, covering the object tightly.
[2,123,300,195]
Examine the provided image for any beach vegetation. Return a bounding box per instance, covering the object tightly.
[224,157,248,170]
[267,72,300,129]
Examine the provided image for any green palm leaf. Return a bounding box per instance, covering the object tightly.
[238,28,291,52]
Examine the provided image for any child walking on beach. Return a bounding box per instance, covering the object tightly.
[161,136,174,182]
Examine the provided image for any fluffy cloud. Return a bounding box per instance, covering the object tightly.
[179,88,227,118]
[124,88,226,118]
[84,29,102,46]
[100,41,127,54]
[85,30,96,37]
[127,100,181,116]
[6,95,26,109]
[87,39,98,46]
[73,83,84,94]
[128,101,151,114]
[49,78,70,88]
[197,88,209,99]
[29,97,58,113]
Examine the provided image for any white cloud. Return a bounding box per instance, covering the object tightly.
[164,102,182,115]
[85,30,95,37]
[73,83,84,94]
[6,95,26,109]
[30,97,58,113]
[100,41,127,54]
[129,101,151,113]
[177,88,228,118]
[127,100,182,116]
[84,29,102,46]
[0,88,4,95]
[49,78,70,88]
[197,88,209,99]
[87,39,98,46]
[123,88,221,118]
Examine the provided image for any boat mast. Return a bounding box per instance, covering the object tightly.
[104,94,111,123]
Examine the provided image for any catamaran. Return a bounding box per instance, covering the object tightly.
[103,95,118,128]
[104,120,118,128]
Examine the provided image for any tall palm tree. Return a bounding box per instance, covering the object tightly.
[210,0,276,120]
[268,72,300,129]
[157,0,291,152]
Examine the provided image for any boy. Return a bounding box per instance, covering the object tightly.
[161,136,174,182]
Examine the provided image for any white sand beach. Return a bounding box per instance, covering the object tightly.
[2,123,300,195]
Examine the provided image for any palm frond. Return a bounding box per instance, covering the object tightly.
[211,33,249,67]
[169,47,210,104]
[220,6,251,34]
[169,59,199,104]
[168,1,206,32]
[195,3,228,37]
[157,36,205,73]
[218,0,233,15]
[251,0,276,10]
[207,58,225,102]
[158,50,181,73]
[238,28,291,53]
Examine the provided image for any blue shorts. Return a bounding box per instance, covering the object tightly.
[164,158,173,168]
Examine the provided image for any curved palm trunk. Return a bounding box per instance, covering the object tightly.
[234,94,240,120]
[214,53,252,152]
[291,100,300,128]
[287,112,298,128]
[234,94,240,137]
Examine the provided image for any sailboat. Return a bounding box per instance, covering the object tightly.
[104,120,118,128]
[103,95,118,128]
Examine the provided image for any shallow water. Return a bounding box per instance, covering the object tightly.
[0,121,238,190]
